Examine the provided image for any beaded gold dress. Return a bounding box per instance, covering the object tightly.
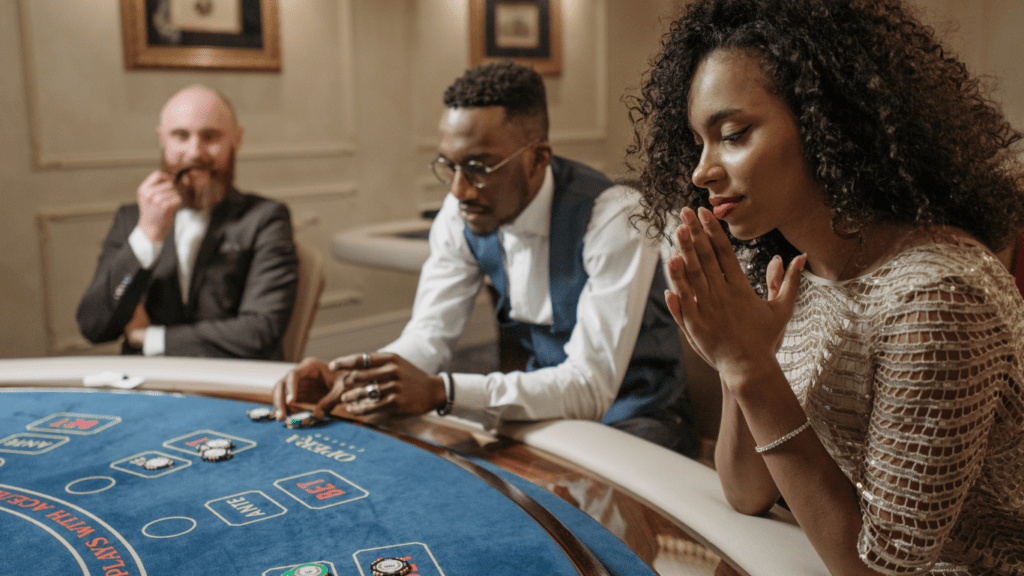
[778,237,1024,575]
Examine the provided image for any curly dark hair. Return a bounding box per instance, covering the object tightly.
[444,60,549,141]
[626,0,1024,293]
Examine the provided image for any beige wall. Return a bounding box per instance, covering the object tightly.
[0,0,681,359]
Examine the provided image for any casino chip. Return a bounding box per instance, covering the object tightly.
[142,456,174,470]
[247,407,273,421]
[283,564,330,576]
[200,447,232,462]
[370,557,412,576]
[285,411,319,429]
[198,438,234,453]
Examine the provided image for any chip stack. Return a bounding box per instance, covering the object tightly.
[283,564,331,576]
[370,558,412,576]
[142,456,174,470]
[197,438,234,462]
[285,411,319,429]
[247,407,274,421]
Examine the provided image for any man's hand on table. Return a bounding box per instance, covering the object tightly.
[272,353,447,421]
[332,352,446,416]
[272,357,346,421]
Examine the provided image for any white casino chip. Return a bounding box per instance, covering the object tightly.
[200,447,231,462]
[286,411,315,429]
[200,438,234,452]
[294,565,328,576]
[247,407,273,421]
[142,457,174,470]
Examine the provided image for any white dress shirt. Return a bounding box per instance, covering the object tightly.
[127,207,211,356]
[381,165,661,430]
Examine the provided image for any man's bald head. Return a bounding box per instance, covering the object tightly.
[157,85,243,210]
[159,85,238,131]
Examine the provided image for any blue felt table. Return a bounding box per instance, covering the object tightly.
[0,389,655,575]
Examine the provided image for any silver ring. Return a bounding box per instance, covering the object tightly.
[361,352,371,369]
[365,382,381,402]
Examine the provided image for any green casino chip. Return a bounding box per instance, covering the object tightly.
[284,564,329,576]
[371,557,412,576]
[285,411,317,429]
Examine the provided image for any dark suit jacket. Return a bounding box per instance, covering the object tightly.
[77,189,299,359]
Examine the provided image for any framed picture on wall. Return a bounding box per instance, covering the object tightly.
[470,0,562,76]
[120,0,281,71]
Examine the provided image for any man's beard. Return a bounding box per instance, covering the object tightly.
[162,150,235,210]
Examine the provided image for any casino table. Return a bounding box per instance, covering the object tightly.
[0,357,829,576]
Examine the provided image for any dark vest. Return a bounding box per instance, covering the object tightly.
[463,156,687,424]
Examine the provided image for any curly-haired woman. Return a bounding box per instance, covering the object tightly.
[627,0,1024,573]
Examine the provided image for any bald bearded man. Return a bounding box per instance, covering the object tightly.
[77,85,298,359]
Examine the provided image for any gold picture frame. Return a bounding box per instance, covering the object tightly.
[120,0,281,71]
[470,0,562,76]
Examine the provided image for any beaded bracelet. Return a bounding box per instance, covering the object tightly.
[754,420,811,454]
[437,372,455,416]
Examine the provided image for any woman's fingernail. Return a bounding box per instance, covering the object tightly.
[698,207,712,223]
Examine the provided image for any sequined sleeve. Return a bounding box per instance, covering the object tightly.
[858,270,1008,573]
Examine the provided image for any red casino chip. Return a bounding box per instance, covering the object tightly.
[370,557,411,576]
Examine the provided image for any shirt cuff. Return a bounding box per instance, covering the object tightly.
[128,226,162,269]
[448,372,489,417]
[142,326,166,357]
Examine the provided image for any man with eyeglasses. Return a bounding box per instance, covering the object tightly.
[273,62,697,456]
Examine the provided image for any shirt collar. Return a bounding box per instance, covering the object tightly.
[501,164,553,237]
[174,206,212,236]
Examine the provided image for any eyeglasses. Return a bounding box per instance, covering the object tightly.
[430,141,540,189]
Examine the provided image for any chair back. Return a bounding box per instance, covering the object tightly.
[280,239,326,362]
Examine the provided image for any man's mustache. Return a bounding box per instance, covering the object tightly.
[173,165,195,184]
[459,201,488,212]
[173,162,217,184]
